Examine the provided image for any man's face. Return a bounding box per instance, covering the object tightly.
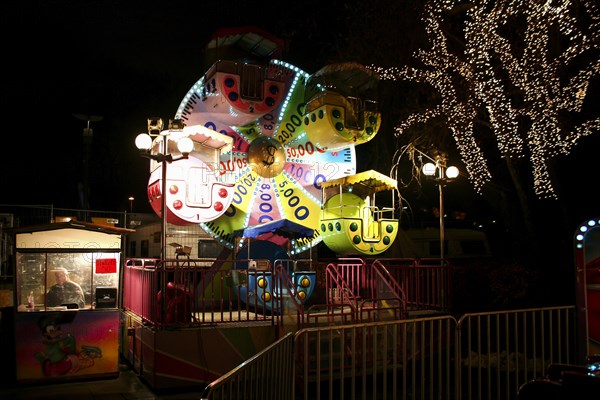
[55,271,67,285]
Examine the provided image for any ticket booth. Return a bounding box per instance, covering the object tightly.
[10,221,132,384]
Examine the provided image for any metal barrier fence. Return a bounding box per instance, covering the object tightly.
[201,332,296,400]
[123,258,279,327]
[295,315,458,400]
[201,306,577,400]
[121,256,451,331]
[375,257,451,310]
[456,307,577,400]
[121,257,578,398]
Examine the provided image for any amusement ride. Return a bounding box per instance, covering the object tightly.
[134,29,400,312]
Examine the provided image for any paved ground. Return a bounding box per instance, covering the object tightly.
[0,362,207,400]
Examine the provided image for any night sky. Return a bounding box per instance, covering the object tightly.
[3,0,598,238]
[5,0,337,213]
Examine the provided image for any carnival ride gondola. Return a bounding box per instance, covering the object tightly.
[145,124,236,225]
[319,170,399,255]
[303,62,381,152]
[233,219,317,312]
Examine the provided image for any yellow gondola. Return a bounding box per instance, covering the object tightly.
[303,91,381,151]
[319,170,399,255]
[302,62,381,152]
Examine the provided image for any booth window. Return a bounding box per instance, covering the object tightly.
[16,251,120,311]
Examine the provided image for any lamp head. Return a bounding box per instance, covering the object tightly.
[135,133,152,151]
[422,162,437,176]
[446,166,459,179]
[176,137,194,157]
[168,118,185,130]
[147,117,164,135]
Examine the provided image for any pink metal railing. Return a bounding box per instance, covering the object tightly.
[373,258,451,310]
[305,258,409,325]
[273,262,306,329]
[305,261,360,325]
[123,257,277,328]
[122,257,450,329]
[365,259,408,320]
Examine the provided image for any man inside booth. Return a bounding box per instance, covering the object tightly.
[47,267,86,309]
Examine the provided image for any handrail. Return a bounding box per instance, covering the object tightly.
[324,262,359,316]
[335,257,367,265]
[371,257,450,310]
[201,332,295,400]
[370,259,407,318]
[274,258,295,275]
[370,259,406,302]
[273,262,305,329]
[123,257,277,328]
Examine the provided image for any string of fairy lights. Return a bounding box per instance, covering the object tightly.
[371,0,599,199]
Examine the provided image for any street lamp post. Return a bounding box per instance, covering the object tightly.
[128,196,134,213]
[135,118,193,261]
[73,113,103,217]
[422,152,459,260]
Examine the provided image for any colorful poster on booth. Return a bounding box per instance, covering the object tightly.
[14,310,120,382]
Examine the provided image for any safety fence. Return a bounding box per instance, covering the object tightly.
[123,257,279,326]
[201,306,577,400]
[122,257,448,330]
[377,257,451,310]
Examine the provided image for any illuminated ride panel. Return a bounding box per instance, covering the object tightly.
[175,59,357,252]
[146,125,235,225]
[319,170,399,255]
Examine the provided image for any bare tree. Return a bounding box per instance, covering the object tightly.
[369,0,599,258]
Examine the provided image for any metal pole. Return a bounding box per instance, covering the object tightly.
[158,135,169,326]
[82,121,92,219]
[439,181,445,260]
[437,154,447,261]
[161,134,168,261]
[437,154,447,308]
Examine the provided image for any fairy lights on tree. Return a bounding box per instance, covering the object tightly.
[371,0,599,199]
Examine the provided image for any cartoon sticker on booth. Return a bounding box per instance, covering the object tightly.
[34,315,102,377]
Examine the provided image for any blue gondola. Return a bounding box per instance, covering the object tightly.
[234,219,317,313]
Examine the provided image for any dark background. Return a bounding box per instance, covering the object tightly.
[2,1,598,301]
[5,0,352,212]
[0,0,598,315]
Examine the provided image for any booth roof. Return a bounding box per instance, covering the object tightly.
[7,220,135,235]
